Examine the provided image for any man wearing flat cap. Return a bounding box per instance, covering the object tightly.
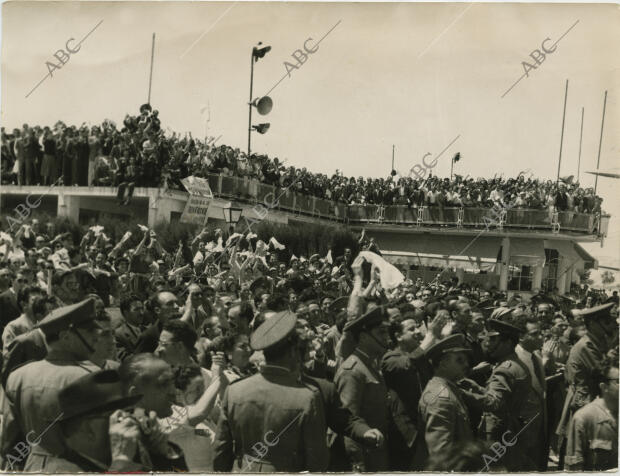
[556,302,618,468]
[334,305,391,471]
[460,316,536,471]
[2,298,103,471]
[418,334,474,468]
[34,369,144,471]
[213,310,329,472]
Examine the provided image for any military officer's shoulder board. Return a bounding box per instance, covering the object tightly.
[341,357,358,371]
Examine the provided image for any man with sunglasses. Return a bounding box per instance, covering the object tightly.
[556,302,619,468]
[3,298,103,471]
[51,269,82,305]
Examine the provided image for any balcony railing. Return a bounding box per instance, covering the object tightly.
[3,174,606,236]
[206,173,607,235]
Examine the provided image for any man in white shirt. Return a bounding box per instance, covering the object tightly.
[514,313,548,471]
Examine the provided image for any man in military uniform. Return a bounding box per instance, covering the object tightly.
[334,305,391,471]
[556,302,618,468]
[417,334,474,469]
[297,329,385,471]
[2,298,103,471]
[213,310,330,472]
[565,359,618,471]
[461,317,537,471]
[34,369,145,472]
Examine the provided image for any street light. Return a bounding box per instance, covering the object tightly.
[248,42,272,158]
[450,152,461,181]
[222,203,243,233]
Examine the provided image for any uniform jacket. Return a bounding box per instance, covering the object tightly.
[557,332,607,441]
[565,397,618,471]
[463,352,537,471]
[212,365,329,472]
[301,373,371,442]
[334,348,389,472]
[3,350,99,470]
[417,376,473,466]
[1,329,46,385]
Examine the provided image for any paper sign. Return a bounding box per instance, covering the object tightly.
[180,196,210,225]
[181,176,214,198]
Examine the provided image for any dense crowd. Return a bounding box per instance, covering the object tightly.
[0,215,617,472]
[1,106,604,212]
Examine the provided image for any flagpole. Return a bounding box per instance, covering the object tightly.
[391,145,395,173]
[577,106,584,183]
[147,33,156,105]
[594,90,608,194]
[556,79,569,183]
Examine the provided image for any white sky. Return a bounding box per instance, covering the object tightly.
[2,1,619,271]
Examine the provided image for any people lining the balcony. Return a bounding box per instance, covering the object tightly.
[0,108,603,215]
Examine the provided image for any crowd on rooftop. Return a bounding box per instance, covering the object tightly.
[1,106,604,213]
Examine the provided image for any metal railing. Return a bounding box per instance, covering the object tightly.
[208,173,605,234]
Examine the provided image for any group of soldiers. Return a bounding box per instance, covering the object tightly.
[212,290,618,472]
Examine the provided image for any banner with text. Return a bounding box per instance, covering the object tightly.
[180,196,210,225]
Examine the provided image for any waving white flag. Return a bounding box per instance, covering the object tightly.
[358,251,404,290]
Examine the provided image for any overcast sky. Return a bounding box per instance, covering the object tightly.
[2,1,618,272]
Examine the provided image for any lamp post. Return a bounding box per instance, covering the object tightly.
[248,42,272,158]
[222,203,243,234]
[450,152,461,181]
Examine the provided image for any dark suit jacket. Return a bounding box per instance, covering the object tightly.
[0,290,20,334]
[114,321,142,361]
[135,321,163,355]
[381,347,431,470]
[381,347,431,420]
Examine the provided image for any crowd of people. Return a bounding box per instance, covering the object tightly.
[0,215,617,472]
[1,106,604,213]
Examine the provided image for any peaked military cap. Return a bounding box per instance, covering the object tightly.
[328,296,348,313]
[573,302,615,322]
[425,334,472,363]
[35,298,100,335]
[343,305,387,333]
[250,310,297,351]
[485,317,523,338]
[58,369,142,421]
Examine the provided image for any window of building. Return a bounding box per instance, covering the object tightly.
[542,249,559,292]
[508,265,533,291]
